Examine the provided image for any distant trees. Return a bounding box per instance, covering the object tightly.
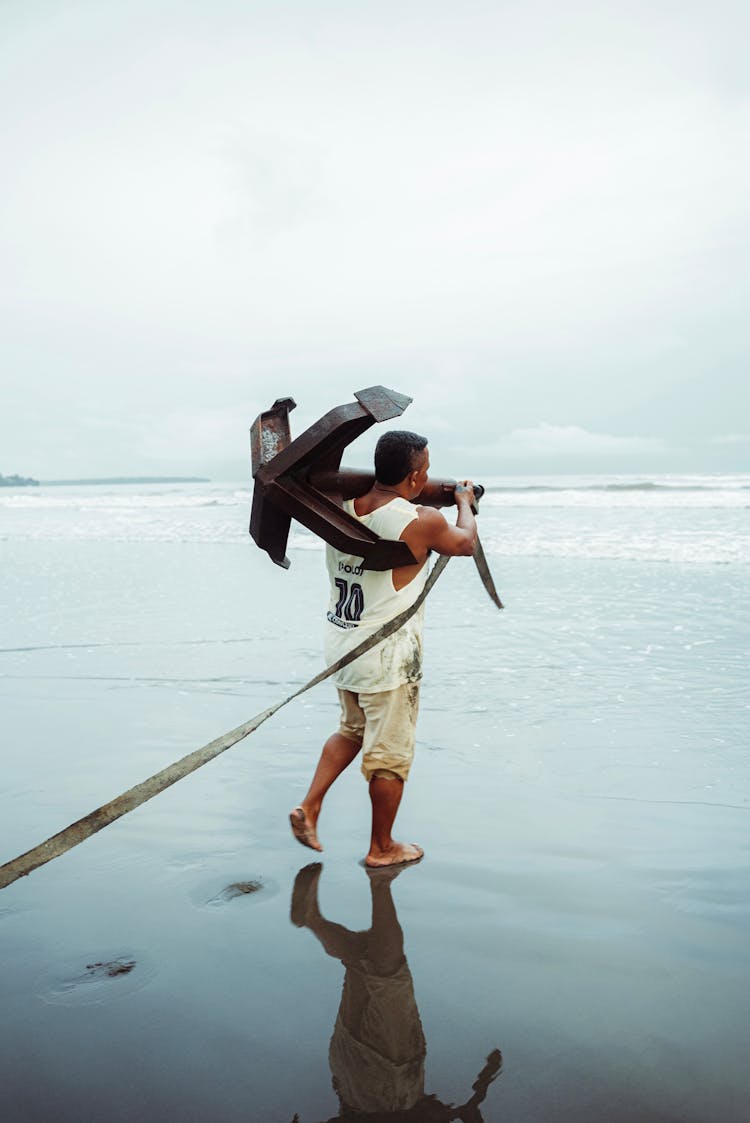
[0,473,39,487]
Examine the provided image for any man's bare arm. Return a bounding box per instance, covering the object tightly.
[402,481,478,560]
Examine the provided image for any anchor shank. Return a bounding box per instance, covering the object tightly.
[269,476,417,570]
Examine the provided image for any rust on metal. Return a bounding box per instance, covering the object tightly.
[249,385,486,570]
[250,386,417,569]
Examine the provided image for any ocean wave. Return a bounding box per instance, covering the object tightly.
[483,482,750,493]
[0,493,242,511]
[4,476,747,514]
[8,489,746,513]
[478,488,749,509]
[2,521,745,565]
[477,533,749,566]
[2,477,747,564]
[0,523,250,544]
[480,471,750,494]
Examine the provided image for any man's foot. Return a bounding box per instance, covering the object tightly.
[364,862,406,884]
[289,806,322,852]
[290,862,323,927]
[364,842,424,868]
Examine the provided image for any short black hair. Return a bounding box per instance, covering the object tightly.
[374,430,428,486]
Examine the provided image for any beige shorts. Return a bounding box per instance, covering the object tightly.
[337,682,420,783]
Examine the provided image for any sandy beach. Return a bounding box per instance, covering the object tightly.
[1,478,748,1121]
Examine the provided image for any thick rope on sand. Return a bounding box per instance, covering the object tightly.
[0,556,450,891]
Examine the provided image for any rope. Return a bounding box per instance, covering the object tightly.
[0,555,450,891]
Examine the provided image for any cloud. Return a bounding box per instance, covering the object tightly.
[710,433,750,445]
[214,127,325,252]
[503,423,668,458]
[138,403,261,463]
[455,423,669,461]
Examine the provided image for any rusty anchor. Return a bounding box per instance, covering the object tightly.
[249,384,502,606]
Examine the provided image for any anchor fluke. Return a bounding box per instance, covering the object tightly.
[353,386,412,422]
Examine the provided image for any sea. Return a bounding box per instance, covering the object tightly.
[1,474,748,1122]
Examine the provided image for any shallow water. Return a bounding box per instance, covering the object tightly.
[1,478,748,1120]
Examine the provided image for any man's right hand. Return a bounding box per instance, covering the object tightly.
[454,480,476,508]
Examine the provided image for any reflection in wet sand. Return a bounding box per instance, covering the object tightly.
[291,863,502,1121]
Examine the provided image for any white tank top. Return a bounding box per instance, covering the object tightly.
[324,497,429,693]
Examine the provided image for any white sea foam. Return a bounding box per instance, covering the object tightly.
[1,477,747,563]
[479,529,749,565]
[0,491,243,510]
[479,474,750,509]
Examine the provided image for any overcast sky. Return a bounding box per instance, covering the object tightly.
[1,0,748,480]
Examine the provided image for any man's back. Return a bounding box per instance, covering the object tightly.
[324,496,428,695]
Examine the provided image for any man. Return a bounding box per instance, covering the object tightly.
[289,430,477,867]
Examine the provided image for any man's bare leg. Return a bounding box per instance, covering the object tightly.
[290,733,361,852]
[365,774,424,868]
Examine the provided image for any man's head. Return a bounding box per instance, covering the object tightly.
[374,430,429,491]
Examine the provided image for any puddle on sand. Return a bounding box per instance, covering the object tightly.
[191,874,279,909]
[34,951,156,1006]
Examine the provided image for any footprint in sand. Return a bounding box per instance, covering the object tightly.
[35,952,155,1006]
[193,875,279,909]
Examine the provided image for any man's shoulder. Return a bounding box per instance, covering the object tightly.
[411,505,448,530]
[400,505,448,548]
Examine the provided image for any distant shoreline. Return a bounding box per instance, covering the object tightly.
[0,474,39,487]
[38,476,211,486]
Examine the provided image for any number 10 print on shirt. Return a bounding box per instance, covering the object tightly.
[334,578,364,623]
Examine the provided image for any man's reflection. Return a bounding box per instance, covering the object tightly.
[291,862,501,1122]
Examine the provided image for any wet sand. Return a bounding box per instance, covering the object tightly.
[1,537,748,1121]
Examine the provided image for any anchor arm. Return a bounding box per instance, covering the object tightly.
[249,386,417,569]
